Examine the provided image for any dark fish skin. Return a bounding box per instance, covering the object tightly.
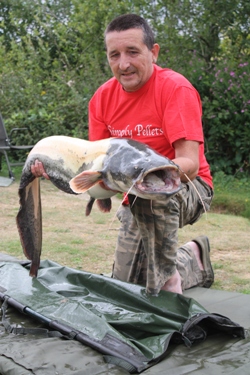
[17,177,42,277]
[16,136,181,277]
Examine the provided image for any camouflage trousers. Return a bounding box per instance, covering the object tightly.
[112,176,213,295]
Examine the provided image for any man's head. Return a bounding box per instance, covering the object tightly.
[104,14,155,50]
[104,14,160,92]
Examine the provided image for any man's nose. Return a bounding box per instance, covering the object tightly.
[119,54,131,71]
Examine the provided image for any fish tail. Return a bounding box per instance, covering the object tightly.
[16,177,42,277]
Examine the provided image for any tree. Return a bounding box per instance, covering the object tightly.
[0,0,249,173]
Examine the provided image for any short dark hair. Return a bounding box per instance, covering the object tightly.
[104,14,155,50]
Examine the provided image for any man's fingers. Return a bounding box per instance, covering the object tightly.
[30,164,38,176]
[31,160,50,180]
[42,171,50,180]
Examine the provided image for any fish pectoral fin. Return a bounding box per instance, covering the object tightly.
[70,171,102,193]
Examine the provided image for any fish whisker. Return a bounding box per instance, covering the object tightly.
[129,196,138,209]
[182,171,207,220]
[109,182,137,230]
[150,200,154,213]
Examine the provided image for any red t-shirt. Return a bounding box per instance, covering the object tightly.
[89,64,213,188]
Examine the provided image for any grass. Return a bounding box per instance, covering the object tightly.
[211,171,250,218]
[1,163,250,294]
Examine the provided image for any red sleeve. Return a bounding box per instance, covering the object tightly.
[162,86,204,146]
[88,93,111,141]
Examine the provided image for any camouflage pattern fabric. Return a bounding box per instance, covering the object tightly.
[112,177,213,295]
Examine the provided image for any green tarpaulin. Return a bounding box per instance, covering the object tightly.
[0,256,249,374]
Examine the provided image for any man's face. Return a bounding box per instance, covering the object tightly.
[106,28,160,92]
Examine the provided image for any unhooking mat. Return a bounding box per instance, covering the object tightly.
[0,257,249,374]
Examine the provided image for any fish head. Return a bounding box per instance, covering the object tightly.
[131,165,181,199]
[102,139,182,199]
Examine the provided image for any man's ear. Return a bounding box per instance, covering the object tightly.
[152,43,160,63]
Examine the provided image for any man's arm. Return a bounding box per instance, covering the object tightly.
[172,139,200,182]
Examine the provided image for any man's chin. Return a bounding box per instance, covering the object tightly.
[120,79,141,92]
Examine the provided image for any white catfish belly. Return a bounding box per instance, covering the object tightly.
[87,184,116,199]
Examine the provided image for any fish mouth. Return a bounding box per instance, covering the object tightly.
[135,166,181,195]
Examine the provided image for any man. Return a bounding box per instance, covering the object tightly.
[32,14,214,295]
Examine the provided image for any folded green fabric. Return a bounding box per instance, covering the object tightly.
[0,259,246,373]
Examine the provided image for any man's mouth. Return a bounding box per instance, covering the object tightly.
[121,71,135,77]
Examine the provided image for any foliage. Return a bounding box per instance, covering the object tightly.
[178,52,250,175]
[0,0,135,143]
[0,0,250,174]
[202,60,250,174]
[150,0,250,71]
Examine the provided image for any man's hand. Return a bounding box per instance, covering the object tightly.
[31,160,50,180]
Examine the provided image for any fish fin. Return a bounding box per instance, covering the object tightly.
[85,197,95,216]
[96,198,112,213]
[70,171,102,193]
[16,177,42,277]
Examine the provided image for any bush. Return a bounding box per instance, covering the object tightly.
[180,54,250,175]
[202,60,250,175]
[0,40,106,147]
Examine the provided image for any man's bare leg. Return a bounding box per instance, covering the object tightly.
[161,241,204,294]
[186,241,204,270]
[161,269,182,294]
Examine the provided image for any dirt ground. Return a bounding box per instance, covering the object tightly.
[1,178,250,293]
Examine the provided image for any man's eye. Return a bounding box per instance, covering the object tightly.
[110,53,119,59]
